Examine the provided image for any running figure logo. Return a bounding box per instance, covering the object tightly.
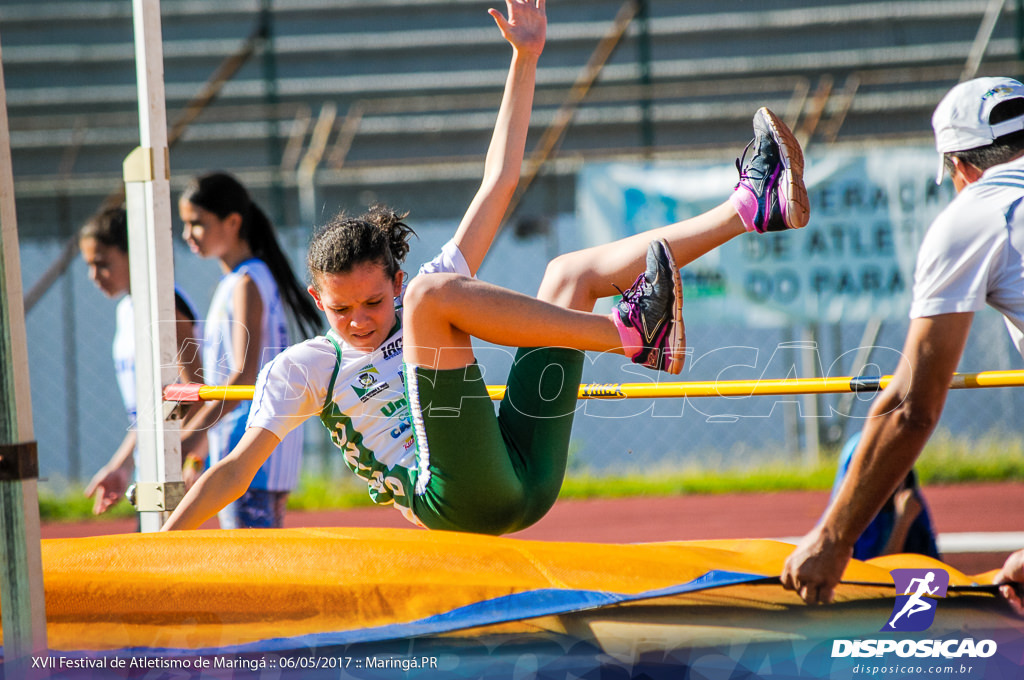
[882,568,950,632]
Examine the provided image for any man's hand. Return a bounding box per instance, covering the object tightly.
[781,527,854,605]
[996,549,1024,615]
[489,0,546,58]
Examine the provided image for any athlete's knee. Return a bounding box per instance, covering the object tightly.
[539,252,601,310]
[403,272,466,316]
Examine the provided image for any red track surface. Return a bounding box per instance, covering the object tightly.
[41,482,1022,574]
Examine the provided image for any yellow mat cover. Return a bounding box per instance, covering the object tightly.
[5,528,1008,652]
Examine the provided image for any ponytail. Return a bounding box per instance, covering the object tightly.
[244,201,323,338]
[308,205,416,288]
[182,172,322,338]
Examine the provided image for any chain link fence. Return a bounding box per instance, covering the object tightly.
[20,202,1024,490]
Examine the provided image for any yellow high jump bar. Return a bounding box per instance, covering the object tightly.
[163,369,1024,403]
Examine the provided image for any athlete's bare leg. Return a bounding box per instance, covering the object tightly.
[403,201,742,370]
[538,201,743,310]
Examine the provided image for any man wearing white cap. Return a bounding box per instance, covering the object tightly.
[781,76,1024,605]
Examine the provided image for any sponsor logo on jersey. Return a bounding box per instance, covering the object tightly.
[357,368,378,388]
[390,417,411,439]
[381,337,403,361]
[353,365,390,402]
[380,397,408,418]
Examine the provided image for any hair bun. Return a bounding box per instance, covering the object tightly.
[367,205,414,265]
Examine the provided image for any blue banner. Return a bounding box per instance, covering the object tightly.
[577,149,957,326]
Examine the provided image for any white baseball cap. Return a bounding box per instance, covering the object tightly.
[932,76,1024,183]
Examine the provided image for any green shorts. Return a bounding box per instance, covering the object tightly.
[406,346,584,535]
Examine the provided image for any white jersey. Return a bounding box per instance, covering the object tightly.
[203,258,302,491]
[113,285,199,428]
[911,155,1024,357]
[113,295,138,426]
[247,240,470,519]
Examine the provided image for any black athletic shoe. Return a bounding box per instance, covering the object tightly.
[734,107,809,232]
[613,239,685,374]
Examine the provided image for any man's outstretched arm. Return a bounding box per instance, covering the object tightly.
[781,312,973,604]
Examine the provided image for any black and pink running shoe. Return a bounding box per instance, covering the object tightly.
[612,239,685,374]
[733,107,809,232]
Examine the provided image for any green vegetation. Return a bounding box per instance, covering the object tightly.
[915,429,1024,485]
[559,463,838,499]
[35,429,1024,523]
[38,488,137,523]
[561,428,1024,499]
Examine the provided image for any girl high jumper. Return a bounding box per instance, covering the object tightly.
[163,0,808,534]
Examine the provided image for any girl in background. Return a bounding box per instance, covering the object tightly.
[177,172,322,529]
[81,205,202,516]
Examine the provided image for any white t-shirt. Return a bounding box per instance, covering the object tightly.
[113,286,199,428]
[247,240,470,513]
[911,155,1024,357]
[203,258,302,491]
[113,295,138,426]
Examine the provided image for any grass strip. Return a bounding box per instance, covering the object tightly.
[37,429,1024,522]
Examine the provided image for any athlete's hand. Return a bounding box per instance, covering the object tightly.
[490,0,546,58]
[781,527,854,605]
[84,465,129,515]
[996,549,1024,615]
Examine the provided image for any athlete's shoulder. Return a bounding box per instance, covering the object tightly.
[257,335,338,395]
[223,258,273,295]
[276,334,337,364]
[236,257,273,277]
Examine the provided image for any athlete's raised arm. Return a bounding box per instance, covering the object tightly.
[451,0,546,275]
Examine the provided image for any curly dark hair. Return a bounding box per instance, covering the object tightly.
[307,205,417,289]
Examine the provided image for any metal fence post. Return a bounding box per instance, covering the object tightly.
[0,28,48,672]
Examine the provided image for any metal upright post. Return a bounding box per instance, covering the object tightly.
[1018,0,1024,61]
[0,29,48,671]
[260,0,287,224]
[961,0,1007,82]
[799,325,822,465]
[127,0,184,532]
[635,0,654,155]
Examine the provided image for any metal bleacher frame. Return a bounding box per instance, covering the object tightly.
[1,0,1020,223]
